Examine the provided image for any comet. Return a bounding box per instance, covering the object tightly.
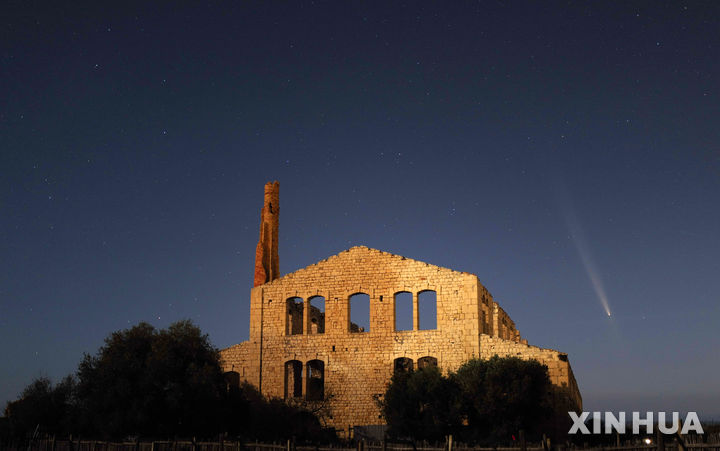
[565,210,613,318]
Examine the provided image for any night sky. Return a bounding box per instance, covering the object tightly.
[2,1,719,418]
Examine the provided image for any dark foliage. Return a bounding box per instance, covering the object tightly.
[3,320,333,443]
[3,376,77,440]
[453,356,553,444]
[222,382,334,444]
[74,320,225,438]
[381,365,463,442]
[381,356,558,445]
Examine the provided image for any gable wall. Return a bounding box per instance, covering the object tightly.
[223,247,492,431]
[219,246,580,434]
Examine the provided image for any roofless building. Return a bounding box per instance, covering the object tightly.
[220,181,581,435]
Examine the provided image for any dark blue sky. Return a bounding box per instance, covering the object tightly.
[2,1,719,418]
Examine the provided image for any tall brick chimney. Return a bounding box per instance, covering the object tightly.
[253,181,279,286]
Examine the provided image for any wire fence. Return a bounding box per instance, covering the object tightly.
[3,434,720,451]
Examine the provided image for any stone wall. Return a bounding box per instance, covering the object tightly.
[480,334,582,409]
[221,246,581,433]
[221,340,259,387]
[223,246,499,430]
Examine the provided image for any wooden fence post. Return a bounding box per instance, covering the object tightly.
[676,432,686,451]
[656,430,664,451]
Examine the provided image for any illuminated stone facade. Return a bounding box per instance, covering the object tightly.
[220,183,581,434]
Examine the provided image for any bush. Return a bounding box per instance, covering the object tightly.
[381,365,462,442]
[454,356,552,444]
[381,356,557,445]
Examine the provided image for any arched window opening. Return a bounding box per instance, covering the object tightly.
[286,297,304,335]
[306,360,325,401]
[394,357,414,373]
[308,296,325,334]
[349,292,370,333]
[394,291,412,331]
[418,290,437,330]
[417,356,438,369]
[284,360,303,399]
[223,371,240,392]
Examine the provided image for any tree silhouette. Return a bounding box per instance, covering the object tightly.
[4,320,332,443]
[3,376,77,439]
[381,356,555,445]
[381,365,462,442]
[453,356,552,444]
[75,320,225,438]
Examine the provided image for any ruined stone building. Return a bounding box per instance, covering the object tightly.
[221,181,581,434]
